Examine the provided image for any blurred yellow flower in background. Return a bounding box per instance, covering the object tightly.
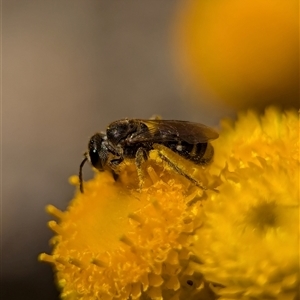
[172,0,299,109]
[40,107,299,300]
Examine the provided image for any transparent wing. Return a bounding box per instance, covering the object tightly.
[128,119,219,144]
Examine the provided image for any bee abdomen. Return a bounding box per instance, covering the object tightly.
[165,141,214,165]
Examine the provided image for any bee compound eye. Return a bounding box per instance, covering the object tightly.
[89,148,100,168]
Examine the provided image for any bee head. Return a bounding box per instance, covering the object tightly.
[79,132,108,193]
[87,133,109,170]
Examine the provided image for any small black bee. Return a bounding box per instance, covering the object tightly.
[79,119,219,192]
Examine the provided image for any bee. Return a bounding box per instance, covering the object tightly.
[79,119,219,193]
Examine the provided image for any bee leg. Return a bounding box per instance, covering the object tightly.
[157,151,206,190]
[111,170,119,181]
[135,147,149,190]
[109,157,123,181]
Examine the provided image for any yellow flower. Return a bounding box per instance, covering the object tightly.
[172,0,299,109]
[39,107,299,300]
[39,150,220,300]
[192,107,299,299]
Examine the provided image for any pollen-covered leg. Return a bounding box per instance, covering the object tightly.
[153,144,207,190]
[135,147,149,190]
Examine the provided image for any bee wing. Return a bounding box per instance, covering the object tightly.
[129,120,219,144]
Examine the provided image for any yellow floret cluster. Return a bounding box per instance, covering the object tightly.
[40,159,218,300]
[193,108,299,300]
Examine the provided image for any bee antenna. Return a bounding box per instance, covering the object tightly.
[79,156,88,193]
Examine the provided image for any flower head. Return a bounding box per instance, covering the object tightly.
[192,107,299,299]
[173,0,299,109]
[39,151,219,300]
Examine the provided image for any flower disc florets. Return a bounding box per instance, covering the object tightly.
[40,152,219,300]
[192,107,299,300]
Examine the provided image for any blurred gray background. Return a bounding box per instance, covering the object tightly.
[2,1,230,299]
